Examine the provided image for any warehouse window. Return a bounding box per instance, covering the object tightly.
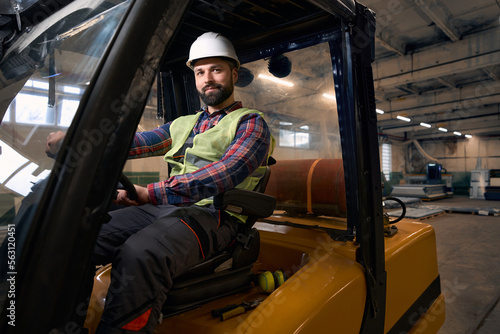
[279,122,310,148]
[381,143,392,181]
[5,79,84,127]
[15,93,52,125]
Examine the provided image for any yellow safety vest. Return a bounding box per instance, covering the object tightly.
[165,108,273,218]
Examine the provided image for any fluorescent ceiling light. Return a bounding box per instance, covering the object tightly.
[420,122,431,128]
[453,131,462,136]
[397,115,411,122]
[376,109,384,114]
[438,127,448,132]
[323,93,336,100]
[465,134,472,138]
[258,74,294,87]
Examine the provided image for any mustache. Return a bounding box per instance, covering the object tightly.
[202,84,222,92]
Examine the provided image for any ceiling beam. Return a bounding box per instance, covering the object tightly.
[405,122,500,140]
[372,25,500,87]
[396,84,420,95]
[482,67,498,81]
[375,50,500,89]
[305,0,356,21]
[375,30,405,56]
[379,93,500,119]
[377,105,500,129]
[437,77,456,89]
[375,90,387,102]
[376,80,500,116]
[412,0,460,42]
[377,105,500,140]
[379,117,500,139]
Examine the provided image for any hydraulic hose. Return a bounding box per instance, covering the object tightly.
[384,196,406,224]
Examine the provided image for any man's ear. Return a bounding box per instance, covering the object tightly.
[233,67,239,84]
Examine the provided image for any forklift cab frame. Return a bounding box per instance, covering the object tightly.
[0,0,444,333]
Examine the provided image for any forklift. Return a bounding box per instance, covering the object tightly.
[0,0,444,333]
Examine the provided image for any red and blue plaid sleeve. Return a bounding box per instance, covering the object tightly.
[147,112,271,205]
[129,123,172,158]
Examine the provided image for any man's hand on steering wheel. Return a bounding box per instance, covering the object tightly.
[115,185,150,206]
[115,173,151,206]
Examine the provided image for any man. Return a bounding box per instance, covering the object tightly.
[93,32,273,333]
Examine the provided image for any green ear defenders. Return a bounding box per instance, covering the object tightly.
[258,270,287,293]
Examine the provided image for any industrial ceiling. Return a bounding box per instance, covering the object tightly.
[360,0,500,141]
[3,0,498,143]
[161,0,499,142]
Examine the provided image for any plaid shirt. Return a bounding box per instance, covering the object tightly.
[129,102,271,205]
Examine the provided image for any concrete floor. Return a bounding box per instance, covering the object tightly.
[403,196,500,334]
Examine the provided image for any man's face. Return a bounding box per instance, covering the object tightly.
[194,58,237,108]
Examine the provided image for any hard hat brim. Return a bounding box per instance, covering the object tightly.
[187,56,240,70]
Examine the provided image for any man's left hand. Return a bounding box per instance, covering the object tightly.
[115,185,151,206]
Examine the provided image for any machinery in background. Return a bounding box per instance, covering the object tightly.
[470,157,499,200]
[470,168,490,199]
[390,163,453,201]
[484,170,500,201]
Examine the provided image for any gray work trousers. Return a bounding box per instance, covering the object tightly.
[93,203,239,333]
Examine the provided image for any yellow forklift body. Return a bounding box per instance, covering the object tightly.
[86,220,444,333]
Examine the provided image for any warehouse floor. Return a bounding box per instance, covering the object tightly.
[398,195,500,334]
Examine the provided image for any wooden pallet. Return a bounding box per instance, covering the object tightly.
[416,211,446,220]
[421,195,453,202]
[441,208,500,216]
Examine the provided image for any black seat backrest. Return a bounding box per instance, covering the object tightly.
[254,165,271,193]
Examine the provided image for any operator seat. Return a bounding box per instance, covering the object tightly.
[162,160,276,316]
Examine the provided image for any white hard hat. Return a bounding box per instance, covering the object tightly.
[186,32,240,70]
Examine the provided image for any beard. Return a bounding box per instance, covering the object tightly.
[198,80,234,107]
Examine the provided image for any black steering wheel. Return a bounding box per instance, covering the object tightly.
[118,173,138,202]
